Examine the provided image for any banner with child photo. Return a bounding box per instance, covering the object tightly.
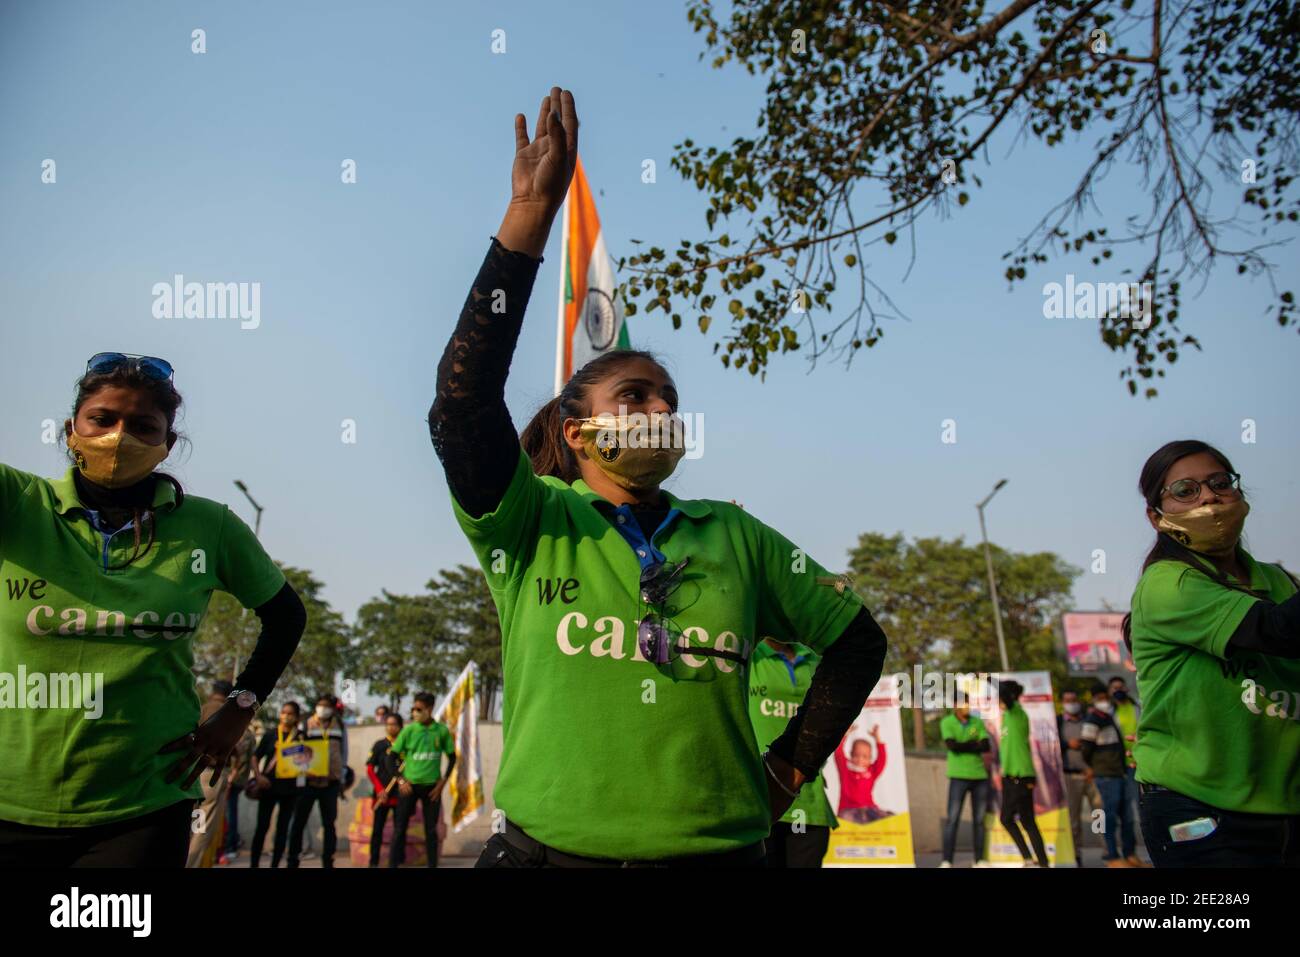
[821,674,915,866]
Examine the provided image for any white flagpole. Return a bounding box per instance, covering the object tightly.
[553,192,570,398]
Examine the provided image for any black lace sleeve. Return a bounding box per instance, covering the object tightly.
[766,606,888,779]
[428,237,544,519]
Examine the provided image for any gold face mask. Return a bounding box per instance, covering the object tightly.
[577,412,686,491]
[66,428,170,488]
[1157,498,1250,557]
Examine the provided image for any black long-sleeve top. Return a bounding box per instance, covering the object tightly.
[1228,590,1300,657]
[236,582,307,702]
[429,237,887,785]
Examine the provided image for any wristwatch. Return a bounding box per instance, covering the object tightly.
[228,688,258,710]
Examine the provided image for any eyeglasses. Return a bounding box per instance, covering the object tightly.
[87,352,175,382]
[1160,471,1241,503]
[636,557,747,677]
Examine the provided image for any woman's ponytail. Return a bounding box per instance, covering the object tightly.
[521,395,578,482]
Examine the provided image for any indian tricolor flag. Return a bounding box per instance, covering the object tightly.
[554,155,630,395]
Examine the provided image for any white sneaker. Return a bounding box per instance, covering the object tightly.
[939,861,953,868]
[972,860,992,868]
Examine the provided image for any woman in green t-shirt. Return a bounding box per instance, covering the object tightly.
[0,354,306,867]
[1125,439,1300,867]
[428,86,889,866]
[996,680,1050,867]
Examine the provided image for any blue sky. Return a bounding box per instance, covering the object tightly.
[2,0,1297,668]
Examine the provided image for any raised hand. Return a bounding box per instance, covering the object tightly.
[510,86,578,215]
[497,86,578,258]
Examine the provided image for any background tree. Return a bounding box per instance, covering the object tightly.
[270,567,354,708]
[193,565,354,718]
[943,547,1078,679]
[354,565,504,720]
[425,565,504,721]
[191,592,261,694]
[354,588,460,711]
[847,532,1079,748]
[620,0,1298,396]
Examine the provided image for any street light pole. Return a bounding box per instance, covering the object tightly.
[233,480,264,539]
[231,480,265,683]
[977,479,1010,672]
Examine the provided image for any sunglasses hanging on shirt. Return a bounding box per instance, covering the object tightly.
[635,557,748,681]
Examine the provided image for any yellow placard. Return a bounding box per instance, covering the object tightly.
[276,739,327,778]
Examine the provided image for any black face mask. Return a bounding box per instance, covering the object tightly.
[1112,691,1128,703]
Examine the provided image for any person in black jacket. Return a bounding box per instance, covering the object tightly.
[249,701,304,868]
[1080,685,1145,868]
[366,713,404,867]
[1058,689,1100,867]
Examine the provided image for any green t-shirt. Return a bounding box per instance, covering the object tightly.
[747,642,838,829]
[939,712,988,780]
[0,464,285,827]
[450,447,864,860]
[1130,552,1299,815]
[390,719,455,785]
[999,703,1035,778]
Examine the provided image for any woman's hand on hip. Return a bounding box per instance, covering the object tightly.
[763,751,806,823]
[159,702,255,790]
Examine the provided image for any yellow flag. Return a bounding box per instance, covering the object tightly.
[434,662,484,833]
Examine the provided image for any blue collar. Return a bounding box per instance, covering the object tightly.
[594,501,684,571]
[778,653,807,687]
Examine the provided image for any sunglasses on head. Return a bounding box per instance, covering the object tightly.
[87,352,175,382]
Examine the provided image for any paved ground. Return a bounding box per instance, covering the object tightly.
[917,846,1150,868]
[217,848,475,868]
[212,844,1147,869]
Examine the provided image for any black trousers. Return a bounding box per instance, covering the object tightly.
[1000,775,1049,866]
[1139,783,1300,867]
[249,791,296,868]
[287,783,339,868]
[369,800,394,867]
[0,800,193,868]
[765,822,830,868]
[390,784,440,867]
